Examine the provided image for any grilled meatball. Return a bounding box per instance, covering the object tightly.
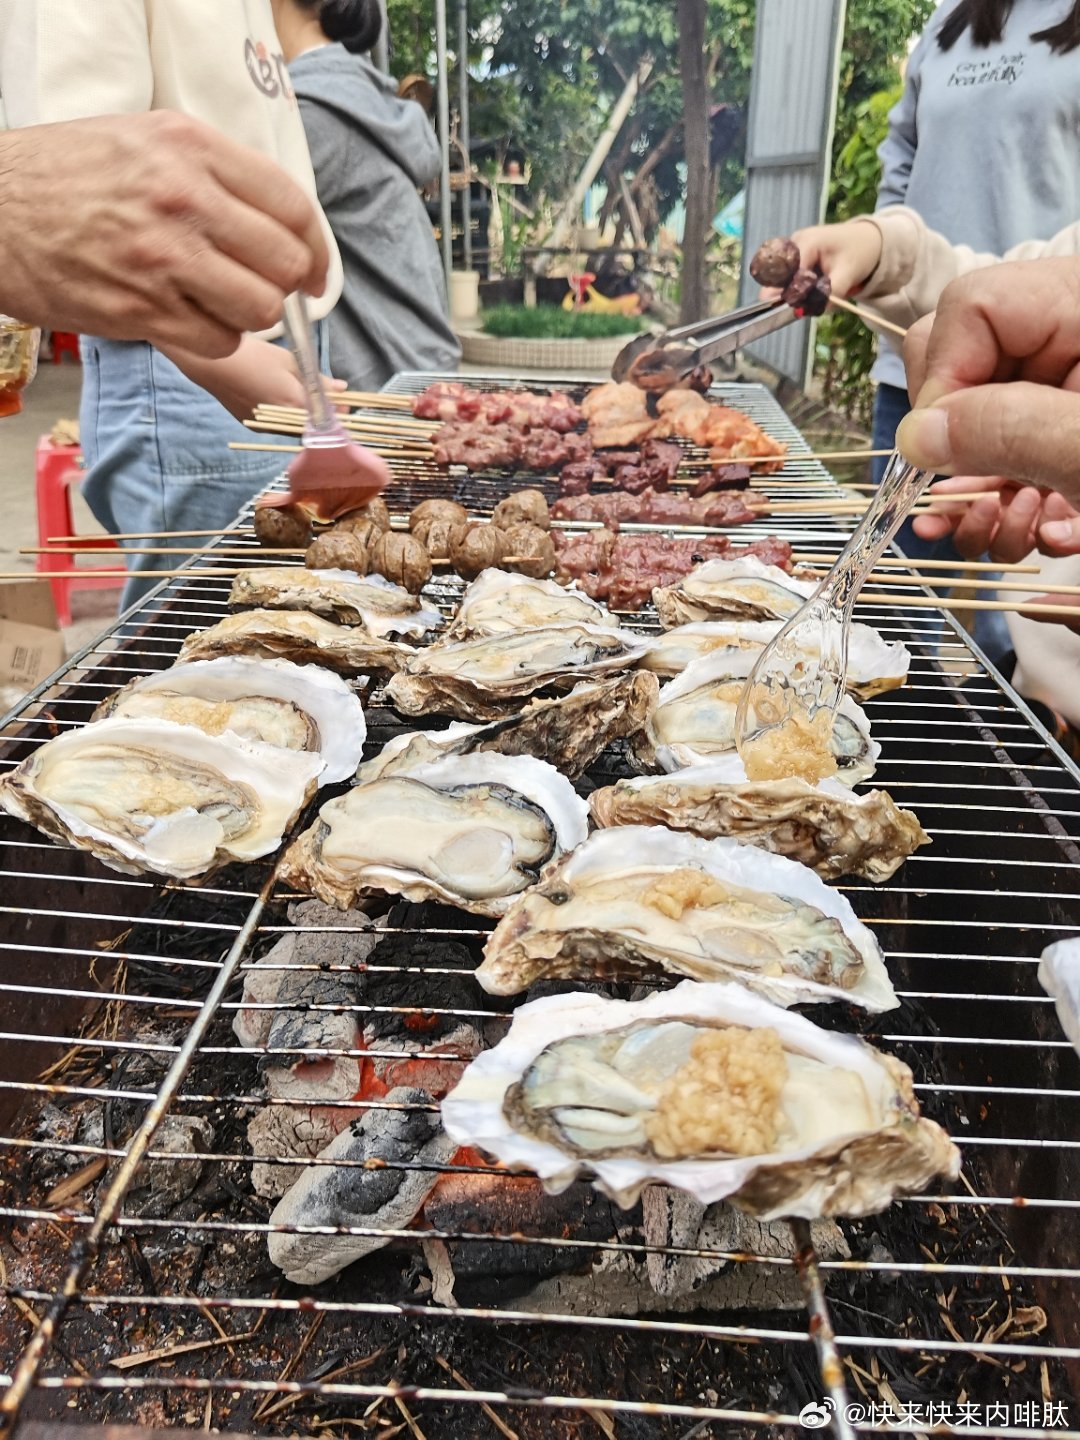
[338,498,391,534]
[253,504,311,549]
[409,498,468,531]
[329,515,380,551]
[448,523,505,581]
[306,531,369,575]
[502,523,557,579]
[368,532,432,593]
[750,237,801,289]
[492,488,551,531]
[413,516,456,560]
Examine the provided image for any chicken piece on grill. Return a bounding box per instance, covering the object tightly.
[582,381,656,448]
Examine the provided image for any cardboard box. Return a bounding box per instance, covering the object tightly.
[0,581,65,689]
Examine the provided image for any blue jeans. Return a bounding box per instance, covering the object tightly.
[79,333,326,612]
[872,383,1011,665]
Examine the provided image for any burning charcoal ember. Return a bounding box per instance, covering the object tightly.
[119,1115,214,1219]
[268,1086,460,1284]
[749,236,801,289]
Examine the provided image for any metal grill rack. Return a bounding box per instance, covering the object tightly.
[0,376,1076,1439]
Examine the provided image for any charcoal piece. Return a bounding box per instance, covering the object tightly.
[426,1172,622,1285]
[233,902,380,1050]
[750,236,801,289]
[268,1086,458,1285]
[248,1103,343,1199]
[120,1115,214,1220]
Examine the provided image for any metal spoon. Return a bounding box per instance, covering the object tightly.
[735,449,934,774]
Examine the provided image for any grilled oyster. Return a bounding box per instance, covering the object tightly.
[638,619,909,699]
[443,981,960,1213]
[477,825,896,1010]
[590,755,928,882]
[448,568,619,639]
[358,673,659,783]
[1039,939,1080,1056]
[229,567,441,638]
[280,752,589,917]
[93,657,366,785]
[177,609,404,675]
[0,717,321,881]
[385,624,647,721]
[631,649,879,783]
[653,557,816,627]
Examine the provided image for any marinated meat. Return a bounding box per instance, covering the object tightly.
[434,419,591,472]
[553,532,792,612]
[582,381,656,448]
[653,391,787,470]
[691,464,752,497]
[414,381,583,430]
[552,487,760,528]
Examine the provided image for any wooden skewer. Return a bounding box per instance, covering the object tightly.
[242,420,431,452]
[29,546,1075,596]
[828,295,909,340]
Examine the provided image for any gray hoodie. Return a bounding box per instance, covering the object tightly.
[290,44,461,388]
[873,0,1080,389]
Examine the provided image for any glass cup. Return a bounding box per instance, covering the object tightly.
[0,318,41,418]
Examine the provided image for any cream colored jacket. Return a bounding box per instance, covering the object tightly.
[855,205,1080,332]
[0,0,343,322]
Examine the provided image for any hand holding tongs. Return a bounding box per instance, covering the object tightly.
[612,298,798,391]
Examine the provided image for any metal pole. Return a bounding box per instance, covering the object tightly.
[373,0,389,71]
[458,0,473,273]
[435,0,454,284]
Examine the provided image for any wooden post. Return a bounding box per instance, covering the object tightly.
[677,0,711,324]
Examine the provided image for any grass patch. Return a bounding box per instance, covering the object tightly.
[481,304,645,340]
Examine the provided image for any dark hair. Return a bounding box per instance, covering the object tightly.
[937,0,1080,53]
[299,0,383,54]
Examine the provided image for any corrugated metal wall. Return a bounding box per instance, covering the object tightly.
[738,0,849,385]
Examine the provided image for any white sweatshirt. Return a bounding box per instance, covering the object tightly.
[0,0,343,321]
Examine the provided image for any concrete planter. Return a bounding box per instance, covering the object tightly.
[456,327,638,373]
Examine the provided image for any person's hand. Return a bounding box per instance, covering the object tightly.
[758,222,883,300]
[168,338,347,422]
[912,475,1080,561]
[896,259,1080,510]
[0,111,330,359]
[787,221,883,297]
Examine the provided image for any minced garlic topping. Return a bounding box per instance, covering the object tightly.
[640,868,729,920]
[741,708,838,785]
[645,1026,788,1158]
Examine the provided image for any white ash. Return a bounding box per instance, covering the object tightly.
[268,1085,459,1286]
[642,1186,849,1299]
[233,901,380,1049]
[247,1103,344,1200]
[118,1115,215,1219]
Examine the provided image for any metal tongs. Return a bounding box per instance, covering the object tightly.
[612,298,798,390]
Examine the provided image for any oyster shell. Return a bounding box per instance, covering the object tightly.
[358,673,659,783]
[280,752,589,917]
[177,609,404,675]
[442,981,960,1213]
[1038,939,1080,1056]
[93,657,366,785]
[653,557,816,627]
[229,568,441,638]
[631,649,879,784]
[638,619,909,699]
[448,568,618,639]
[0,717,321,880]
[385,624,647,721]
[590,755,929,882]
[477,825,896,1010]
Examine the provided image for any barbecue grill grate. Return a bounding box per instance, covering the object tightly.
[0,377,1076,1439]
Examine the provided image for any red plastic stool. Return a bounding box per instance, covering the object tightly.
[50,332,81,365]
[35,436,121,626]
